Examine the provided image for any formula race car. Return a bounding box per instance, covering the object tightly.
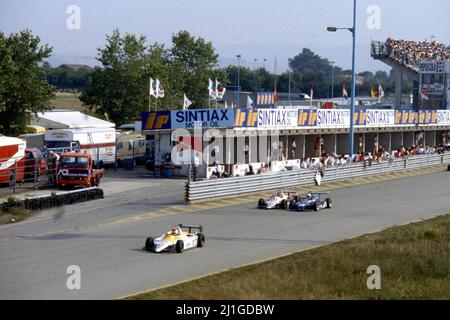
[144,224,205,253]
[257,191,295,209]
[288,191,332,212]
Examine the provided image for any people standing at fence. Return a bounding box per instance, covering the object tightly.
[373,134,379,155]
[193,151,200,181]
[358,134,363,154]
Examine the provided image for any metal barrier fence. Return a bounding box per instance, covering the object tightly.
[0,156,58,195]
[185,153,450,203]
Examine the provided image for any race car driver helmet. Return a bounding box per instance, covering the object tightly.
[307,192,312,199]
[171,226,181,236]
[277,191,285,197]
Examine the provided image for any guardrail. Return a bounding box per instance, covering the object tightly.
[185,153,450,203]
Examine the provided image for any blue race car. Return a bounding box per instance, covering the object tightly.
[288,191,332,212]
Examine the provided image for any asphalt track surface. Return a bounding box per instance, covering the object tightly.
[0,168,449,299]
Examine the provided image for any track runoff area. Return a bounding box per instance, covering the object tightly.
[115,164,449,298]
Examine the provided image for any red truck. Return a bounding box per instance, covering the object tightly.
[56,152,104,189]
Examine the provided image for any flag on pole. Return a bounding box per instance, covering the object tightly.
[208,78,216,99]
[156,79,165,98]
[247,96,254,109]
[149,78,157,97]
[224,101,228,109]
[378,84,385,102]
[215,79,226,99]
[370,87,377,97]
[183,94,192,110]
[273,80,278,101]
[342,84,348,99]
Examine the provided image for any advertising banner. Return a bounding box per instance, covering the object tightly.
[436,110,450,125]
[365,109,395,126]
[418,110,437,124]
[234,108,258,127]
[171,109,235,129]
[256,92,275,106]
[256,109,298,128]
[395,111,417,125]
[297,110,317,127]
[316,109,350,127]
[141,111,171,130]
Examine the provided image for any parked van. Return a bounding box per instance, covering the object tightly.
[45,127,116,167]
[116,131,146,166]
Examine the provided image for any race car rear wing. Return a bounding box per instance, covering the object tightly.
[178,224,203,233]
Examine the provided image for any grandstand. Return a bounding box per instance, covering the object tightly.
[371,38,450,110]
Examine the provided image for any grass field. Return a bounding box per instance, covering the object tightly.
[128,213,450,300]
[50,92,85,110]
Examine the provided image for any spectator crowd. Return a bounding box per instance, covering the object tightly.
[383,38,450,70]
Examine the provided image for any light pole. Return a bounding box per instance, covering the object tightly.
[237,54,241,108]
[253,58,258,94]
[330,61,335,99]
[288,69,292,101]
[263,58,267,70]
[327,0,356,161]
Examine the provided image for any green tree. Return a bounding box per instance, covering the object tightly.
[170,31,227,108]
[0,30,54,135]
[81,29,228,124]
[81,29,163,125]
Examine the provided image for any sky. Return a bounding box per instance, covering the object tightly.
[1,0,449,73]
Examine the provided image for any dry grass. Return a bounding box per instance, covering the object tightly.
[50,93,85,110]
[0,205,32,224]
[128,214,450,300]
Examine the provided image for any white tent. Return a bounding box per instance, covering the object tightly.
[31,110,115,129]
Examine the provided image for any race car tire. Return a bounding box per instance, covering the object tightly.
[280,199,288,209]
[313,202,319,212]
[326,198,332,208]
[258,198,265,206]
[197,233,205,247]
[145,237,155,251]
[175,240,184,253]
[289,199,296,210]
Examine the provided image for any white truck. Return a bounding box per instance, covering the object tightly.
[44,127,116,167]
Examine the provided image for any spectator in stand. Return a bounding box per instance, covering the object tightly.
[301,158,309,169]
[358,152,365,162]
[384,38,449,71]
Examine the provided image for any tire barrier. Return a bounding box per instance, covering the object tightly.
[185,153,450,203]
[1,188,104,212]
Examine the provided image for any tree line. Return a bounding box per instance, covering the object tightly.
[0,29,411,135]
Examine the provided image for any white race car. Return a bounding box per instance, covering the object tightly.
[144,224,205,253]
[257,191,291,209]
